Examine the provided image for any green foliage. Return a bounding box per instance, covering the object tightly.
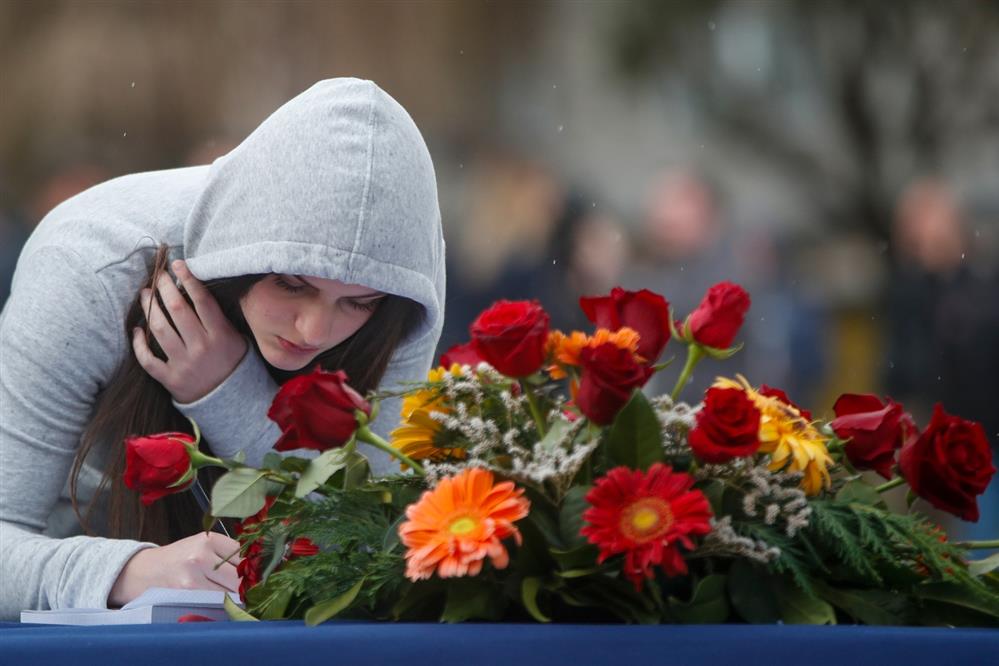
[668,575,730,623]
[604,390,664,470]
[211,468,269,518]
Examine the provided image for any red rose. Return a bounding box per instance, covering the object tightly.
[235,497,276,602]
[580,288,671,364]
[289,537,320,558]
[899,404,996,522]
[576,342,653,425]
[685,281,751,349]
[470,300,550,377]
[830,394,915,479]
[237,541,264,602]
[268,369,371,452]
[688,387,761,463]
[123,432,195,506]
[440,341,483,368]
[760,385,813,422]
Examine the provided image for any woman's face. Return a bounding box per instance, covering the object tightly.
[240,274,385,370]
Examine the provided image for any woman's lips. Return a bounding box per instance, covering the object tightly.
[277,336,320,354]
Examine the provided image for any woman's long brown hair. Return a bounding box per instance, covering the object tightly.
[70,244,425,545]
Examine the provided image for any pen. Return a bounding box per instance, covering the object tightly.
[190,477,231,538]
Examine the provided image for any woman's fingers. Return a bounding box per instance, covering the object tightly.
[156,270,207,341]
[140,287,185,358]
[206,532,244,567]
[131,326,169,380]
[203,560,241,593]
[172,260,228,332]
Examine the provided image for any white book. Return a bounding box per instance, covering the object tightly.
[20,587,241,625]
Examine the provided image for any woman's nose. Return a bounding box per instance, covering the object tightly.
[296,306,334,347]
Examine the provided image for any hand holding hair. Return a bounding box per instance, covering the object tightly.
[132,259,248,404]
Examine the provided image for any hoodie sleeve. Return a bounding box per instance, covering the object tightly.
[0,246,156,620]
[172,346,282,466]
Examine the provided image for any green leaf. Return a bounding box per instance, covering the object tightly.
[304,579,365,626]
[605,390,664,470]
[441,580,504,622]
[224,594,259,621]
[245,581,293,620]
[382,513,405,553]
[812,580,908,625]
[391,581,445,620]
[232,450,247,465]
[341,451,371,489]
[700,480,725,516]
[549,544,600,570]
[558,485,592,549]
[259,530,287,584]
[702,341,743,361]
[836,479,887,508]
[295,448,350,498]
[556,567,603,578]
[915,581,999,617]
[261,452,283,471]
[521,577,551,622]
[969,552,999,577]
[776,579,836,625]
[670,575,730,624]
[727,559,781,623]
[210,468,269,518]
[537,417,574,454]
[201,512,217,534]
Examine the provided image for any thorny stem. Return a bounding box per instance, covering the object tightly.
[670,344,705,402]
[875,477,906,493]
[356,425,425,476]
[524,385,548,438]
[957,539,999,550]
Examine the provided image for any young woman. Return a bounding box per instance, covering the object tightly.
[0,78,446,618]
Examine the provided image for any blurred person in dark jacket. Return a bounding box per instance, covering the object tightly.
[885,179,999,538]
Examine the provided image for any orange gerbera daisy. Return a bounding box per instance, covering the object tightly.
[398,467,530,581]
[546,327,644,379]
[581,463,713,590]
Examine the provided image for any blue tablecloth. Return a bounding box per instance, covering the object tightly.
[2,622,997,666]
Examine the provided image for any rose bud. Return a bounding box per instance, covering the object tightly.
[760,385,813,422]
[684,281,751,349]
[439,341,483,368]
[830,393,915,479]
[268,369,371,452]
[899,404,995,522]
[576,342,653,425]
[580,287,671,364]
[470,300,550,377]
[689,387,761,463]
[123,432,196,506]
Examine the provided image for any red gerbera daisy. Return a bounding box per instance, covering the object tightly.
[581,463,713,590]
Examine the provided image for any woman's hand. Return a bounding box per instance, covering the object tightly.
[133,259,248,404]
[108,532,244,608]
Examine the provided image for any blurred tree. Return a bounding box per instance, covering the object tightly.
[608,0,999,239]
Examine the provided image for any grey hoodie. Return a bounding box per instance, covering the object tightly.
[0,78,445,619]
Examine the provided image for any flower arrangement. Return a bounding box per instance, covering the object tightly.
[124,281,999,626]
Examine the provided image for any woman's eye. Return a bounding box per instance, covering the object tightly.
[274,277,306,294]
[347,299,381,313]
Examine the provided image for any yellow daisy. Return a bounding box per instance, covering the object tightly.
[390,364,467,467]
[713,375,833,495]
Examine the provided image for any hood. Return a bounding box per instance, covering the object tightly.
[183,78,445,342]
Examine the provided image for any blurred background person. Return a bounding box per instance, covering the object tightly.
[885,179,999,542]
